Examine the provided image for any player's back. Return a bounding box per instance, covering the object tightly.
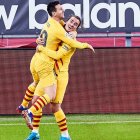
[44,18,62,50]
[37,18,64,63]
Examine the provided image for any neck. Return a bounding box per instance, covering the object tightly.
[52,17,61,22]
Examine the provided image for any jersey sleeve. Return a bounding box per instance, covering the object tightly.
[45,44,71,60]
[55,28,89,49]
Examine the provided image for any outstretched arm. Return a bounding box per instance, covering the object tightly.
[45,44,71,60]
[55,27,92,49]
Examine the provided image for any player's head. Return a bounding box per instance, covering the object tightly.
[65,15,81,32]
[47,1,64,19]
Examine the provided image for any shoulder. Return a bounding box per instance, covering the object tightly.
[60,20,65,26]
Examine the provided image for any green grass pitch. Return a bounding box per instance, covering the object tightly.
[0,114,140,140]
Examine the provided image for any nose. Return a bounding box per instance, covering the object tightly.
[62,8,64,13]
[70,23,74,28]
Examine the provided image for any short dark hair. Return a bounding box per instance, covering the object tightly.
[47,1,60,17]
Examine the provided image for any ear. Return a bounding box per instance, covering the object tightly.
[52,11,56,17]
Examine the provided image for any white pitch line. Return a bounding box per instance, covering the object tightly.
[0,120,140,126]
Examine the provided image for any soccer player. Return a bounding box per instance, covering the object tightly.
[17,1,94,140]
[24,17,94,140]
[36,15,93,140]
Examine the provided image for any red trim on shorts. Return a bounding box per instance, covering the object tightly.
[60,59,63,65]
[55,60,60,71]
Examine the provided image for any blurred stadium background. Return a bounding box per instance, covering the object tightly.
[0,48,140,115]
[0,0,140,140]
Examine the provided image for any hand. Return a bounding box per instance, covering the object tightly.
[68,31,77,39]
[36,37,45,45]
[88,44,95,53]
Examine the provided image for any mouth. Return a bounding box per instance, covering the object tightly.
[68,26,73,31]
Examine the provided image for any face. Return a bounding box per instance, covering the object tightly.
[53,4,64,19]
[65,17,80,32]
